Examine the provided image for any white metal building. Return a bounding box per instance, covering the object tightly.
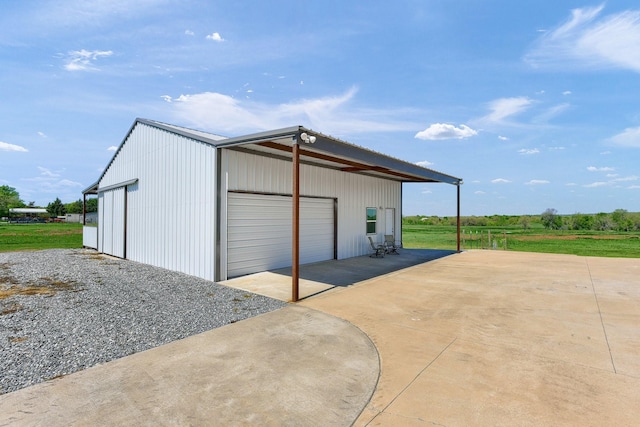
[83,118,462,286]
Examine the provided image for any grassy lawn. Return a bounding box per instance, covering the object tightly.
[402,225,640,258]
[0,223,83,252]
[1,221,638,258]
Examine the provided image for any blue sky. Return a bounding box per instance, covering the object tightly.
[1,1,639,216]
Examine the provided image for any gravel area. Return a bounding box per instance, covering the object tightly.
[0,249,287,395]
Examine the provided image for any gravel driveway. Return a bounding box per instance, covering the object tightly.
[0,249,287,395]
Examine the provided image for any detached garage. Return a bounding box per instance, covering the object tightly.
[83,119,462,298]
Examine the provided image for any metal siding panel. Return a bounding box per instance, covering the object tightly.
[222,149,401,262]
[99,123,218,281]
[97,192,105,252]
[111,187,125,258]
[101,190,113,255]
[98,188,125,258]
[82,226,98,249]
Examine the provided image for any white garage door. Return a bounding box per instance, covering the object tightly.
[227,193,335,278]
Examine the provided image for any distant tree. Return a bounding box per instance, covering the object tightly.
[47,198,66,217]
[541,208,562,230]
[65,199,84,214]
[611,209,633,231]
[629,212,640,231]
[520,215,530,230]
[593,212,614,231]
[570,213,593,230]
[27,201,36,208]
[85,198,98,213]
[0,185,24,217]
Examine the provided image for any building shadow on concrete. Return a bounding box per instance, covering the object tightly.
[271,249,457,288]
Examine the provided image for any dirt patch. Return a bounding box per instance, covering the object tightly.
[0,263,17,286]
[0,272,80,307]
[44,230,82,236]
[0,278,79,300]
[1,302,23,315]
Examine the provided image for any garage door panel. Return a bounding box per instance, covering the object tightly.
[227,193,334,278]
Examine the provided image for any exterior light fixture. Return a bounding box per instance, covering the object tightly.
[299,132,316,144]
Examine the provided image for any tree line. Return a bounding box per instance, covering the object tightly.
[403,208,640,232]
[0,185,97,218]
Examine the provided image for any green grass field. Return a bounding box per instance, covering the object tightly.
[0,223,83,252]
[1,222,638,258]
[402,224,640,258]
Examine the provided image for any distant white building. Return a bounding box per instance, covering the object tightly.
[83,118,462,284]
[64,214,83,223]
[9,208,48,214]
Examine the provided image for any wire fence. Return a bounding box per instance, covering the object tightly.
[461,229,508,250]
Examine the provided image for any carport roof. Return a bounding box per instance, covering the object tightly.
[83,118,462,194]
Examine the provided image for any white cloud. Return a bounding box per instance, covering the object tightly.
[612,175,638,182]
[525,5,640,73]
[525,179,550,185]
[64,49,113,71]
[414,123,477,140]
[628,185,640,189]
[482,97,532,123]
[185,30,194,36]
[566,183,578,186]
[584,181,609,188]
[533,103,570,123]
[37,131,47,138]
[33,0,172,29]
[107,146,118,151]
[518,148,540,155]
[498,135,509,141]
[608,126,640,147]
[421,189,432,194]
[416,160,433,167]
[584,175,637,188]
[549,146,565,150]
[491,178,511,184]
[474,190,486,195]
[160,95,172,103]
[587,166,615,172]
[563,90,572,95]
[38,166,60,177]
[206,32,225,42]
[0,141,28,152]
[168,87,417,134]
[58,179,83,187]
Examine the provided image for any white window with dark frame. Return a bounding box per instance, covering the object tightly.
[366,207,377,234]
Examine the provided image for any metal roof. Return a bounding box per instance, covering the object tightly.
[9,208,48,214]
[83,118,462,194]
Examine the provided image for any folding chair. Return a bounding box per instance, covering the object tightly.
[367,236,385,258]
[384,235,400,254]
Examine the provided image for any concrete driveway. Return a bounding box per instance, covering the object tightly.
[301,250,640,426]
[1,250,639,426]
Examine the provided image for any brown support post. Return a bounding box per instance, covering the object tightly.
[291,140,300,302]
[456,182,461,253]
